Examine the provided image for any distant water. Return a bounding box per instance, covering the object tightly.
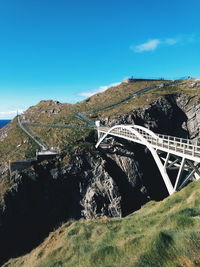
[0,120,11,129]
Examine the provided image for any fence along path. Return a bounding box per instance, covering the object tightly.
[96,125,200,195]
[17,115,48,150]
[21,78,183,130]
[80,79,182,115]
[18,115,58,157]
[18,78,186,155]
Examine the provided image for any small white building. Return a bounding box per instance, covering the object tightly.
[95,120,101,127]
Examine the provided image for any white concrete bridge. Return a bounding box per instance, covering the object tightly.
[96,125,200,195]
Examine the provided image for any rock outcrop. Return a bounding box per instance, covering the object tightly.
[0,148,148,264]
[106,95,188,137]
[176,94,200,139]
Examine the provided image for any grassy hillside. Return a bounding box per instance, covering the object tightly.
[5,179,200,267]
[0,80,169,164]
[22,80,168,124]
[16,79,200,150]
[0,119,40,163]
[97,79,200,118]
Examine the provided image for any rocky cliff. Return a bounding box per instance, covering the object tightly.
[0,92,199,265]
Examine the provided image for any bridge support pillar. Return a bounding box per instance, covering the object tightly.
[158,152,200,194]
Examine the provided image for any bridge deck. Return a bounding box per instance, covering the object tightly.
[98,126,200,163]
[96,125,200,195]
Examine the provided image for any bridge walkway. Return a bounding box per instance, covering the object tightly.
[96,125,200,195]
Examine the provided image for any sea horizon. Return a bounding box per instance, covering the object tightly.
[0,120,11,129]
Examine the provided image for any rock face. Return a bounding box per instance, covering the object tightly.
[176,95,200,139]
[106,95,189,137]
[80,156,122,219]
[0,93,200,265]
[100,94,200,201]
[0,148,149,264]
[22,100,69,122]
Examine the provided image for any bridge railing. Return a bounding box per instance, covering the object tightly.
[155,136,200,156]
[158,134,194,145]
[98,126,200,158]
[134,130,200,157]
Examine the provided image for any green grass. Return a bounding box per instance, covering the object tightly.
[4,180,200,267]
[95,82,200,119]
[0,120,40,163]
[25,125,94,150]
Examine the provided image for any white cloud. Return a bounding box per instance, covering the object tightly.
[79,82,121,98]
[131,34,199,53]
[132,39,161,53]
[0,109,25,119]
[164,38,179,45]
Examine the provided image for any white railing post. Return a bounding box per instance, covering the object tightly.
[183,144,185,154]
[192,146,195,156]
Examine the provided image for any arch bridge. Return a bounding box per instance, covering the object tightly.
[96,125,200,195]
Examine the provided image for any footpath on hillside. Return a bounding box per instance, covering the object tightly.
[17,78,184,151]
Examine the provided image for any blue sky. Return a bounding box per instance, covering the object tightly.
[0,0,200,119]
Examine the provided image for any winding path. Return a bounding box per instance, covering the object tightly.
[17,115,48,150]
[17,78,185,154]
[20,78,182,130]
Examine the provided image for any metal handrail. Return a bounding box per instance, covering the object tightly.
[97,126,200,159]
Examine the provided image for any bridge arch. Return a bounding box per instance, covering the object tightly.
[96,124,200,195]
